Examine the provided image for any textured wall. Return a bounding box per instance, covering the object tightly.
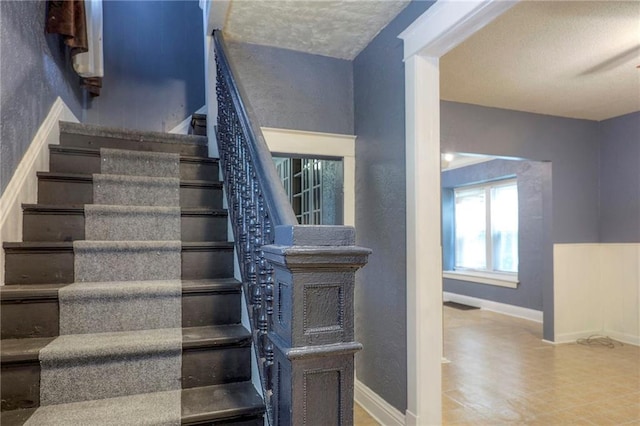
[0,0,83,195]
[441,101,601,244]
[353,0,434,413]
[441,159,552,311]
[225,41,354,135]
[84,1,205,132]
[598,111,640,243]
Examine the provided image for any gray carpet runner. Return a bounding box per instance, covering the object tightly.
[93,174,180,206]
[24,389,181,426]
[59,280,182,334]
[74,240,182,282]
[84,205,181,241]
[100,148,180,178]
[39,329,182,405]
[34,147,184,423]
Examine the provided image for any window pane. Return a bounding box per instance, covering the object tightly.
[491,184,518,272]
[454,189,486,269]
[273,156,343,225]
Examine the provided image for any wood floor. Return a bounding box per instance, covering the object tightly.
[356,306,640,425]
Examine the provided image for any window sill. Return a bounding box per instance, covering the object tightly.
[443,270,519,288]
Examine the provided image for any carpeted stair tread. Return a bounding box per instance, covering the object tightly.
[59,280,182,334]
[0,408,36,425]
[0,283,67,300]
[182,241,235,249]
[23,204,227,215]
[93,173,180,207]
[39,328,182,363]
[36,171,93,182]
[3,242,73,255]
[1,337,54,364]
[74,240,182,282]
[38,171,223,186]
[182,278,241,294]
[60,121,208,146]
[24,389,181,425]
[181,382,264,424]
[51,145,219,163]
[84,205,181,241]
[101,148,180,178]
[182,325,250,349]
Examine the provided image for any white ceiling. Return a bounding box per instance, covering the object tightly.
[222,0,639,121]
[223,0,409,60]
[440,1,640,121]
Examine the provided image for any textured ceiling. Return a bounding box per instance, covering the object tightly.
[224,0,409,60]
[441,1,640,121]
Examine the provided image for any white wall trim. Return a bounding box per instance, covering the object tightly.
[168,105,207,134]
[398,0,517,60]
[603,330,640,347]
[400,2,519,422]
[553,330,605,345]
[201,0,230,34]
[260,127,356,227]
[443,292,543,323]
[354,380,405,426]
[552,331,639,347]
[0,97,78,284]
[443,270,518,288]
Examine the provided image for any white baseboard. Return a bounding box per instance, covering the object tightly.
[354,379,405,426]
[443,292,543,323]
[553,329,603,344]
[603,329,640,347]
[169,105,206,134]
[0,97,78,284]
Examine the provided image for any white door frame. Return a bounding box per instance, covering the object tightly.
[399,1,518,424]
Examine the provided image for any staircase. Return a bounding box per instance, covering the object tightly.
[1,122,265,425]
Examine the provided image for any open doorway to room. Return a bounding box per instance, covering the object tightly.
[439,153,550,327]
[401,0,639,424]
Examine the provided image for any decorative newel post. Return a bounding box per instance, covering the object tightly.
[262,225,371,426]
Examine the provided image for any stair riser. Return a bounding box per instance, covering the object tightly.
[23,212,227,242]
[60,133,208,157]
[4,250,74,285]
[1,346,251,412]
[1,300,59,339]
[182,346,251,389]
[23,212,84,242]
[50,151,218,181]
[38,178,223,208]
[182,249,234,280]
[1,362,40,411]
[1,291,241,340]
[4,248,234,285]
[182,292,241,328]
[183,416,264,426]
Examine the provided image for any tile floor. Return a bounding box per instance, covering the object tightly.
[356,306,640,425]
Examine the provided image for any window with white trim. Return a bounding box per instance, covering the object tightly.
[273,156,343,225]
[454,179,518,274]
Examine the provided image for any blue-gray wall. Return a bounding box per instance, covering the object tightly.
[441,102,601,341]
[225,41,354,135]
[598,111,640,243]
[0,0,83,195]
[441,101,601,243]
[84,1,205,132]
[442,159,552,312]
[353,0,434,413]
